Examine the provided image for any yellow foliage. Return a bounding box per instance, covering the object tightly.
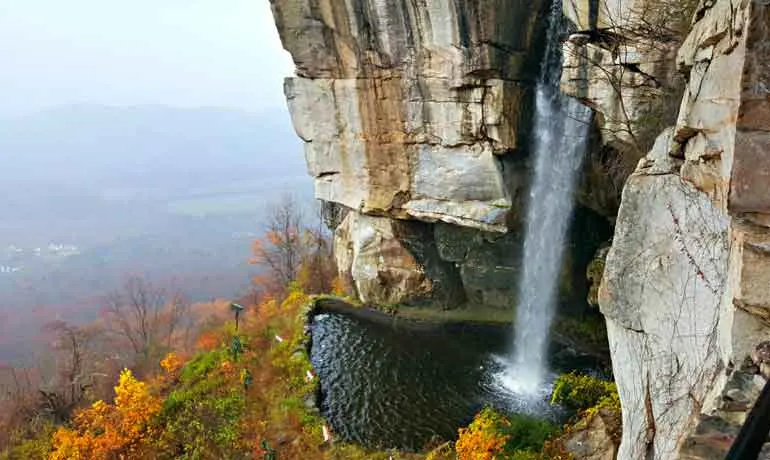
[282,289,309,311]
[160,352,183,376]
[49,369,160,460]
[114,369,161,438]
[550,373,619,415]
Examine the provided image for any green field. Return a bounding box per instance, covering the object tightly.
[166,193,264,217]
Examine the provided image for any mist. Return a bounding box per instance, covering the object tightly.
[0,1,310,363]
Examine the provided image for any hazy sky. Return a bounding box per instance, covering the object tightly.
[0,0,295,116]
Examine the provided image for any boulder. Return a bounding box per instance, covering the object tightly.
[334,212,431,305]
[564,410,620,460]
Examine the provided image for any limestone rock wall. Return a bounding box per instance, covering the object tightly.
[272,0,547,233]
[271,0,554,305]
[590,0,770,458]
[563,2,667,143]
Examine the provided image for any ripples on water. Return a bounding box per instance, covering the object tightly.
[310,312,602,451]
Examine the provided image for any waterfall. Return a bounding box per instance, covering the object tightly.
[508,0,591,394]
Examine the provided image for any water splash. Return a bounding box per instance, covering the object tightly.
[488,355,557,414]
[508,0,592,395]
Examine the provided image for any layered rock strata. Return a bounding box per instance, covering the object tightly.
[271,0,554,305]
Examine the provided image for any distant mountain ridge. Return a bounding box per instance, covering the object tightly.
[0,104,305,188]
[0,104,310,224]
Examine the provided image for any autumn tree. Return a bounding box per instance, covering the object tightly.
[49,369,161,460]
[250,195,304,293]
[37,320,103,423]
[250,196,337,298]
[0,366,41,451]
[103,276,191,374]
[296,203,338,295]
[0,322,108,455]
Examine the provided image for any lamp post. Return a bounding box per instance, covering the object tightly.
[230,303,246,361]
[230,302,245,332]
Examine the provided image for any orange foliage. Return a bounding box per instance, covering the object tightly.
[195,331,220,351]
[220,360,236,376]
[236,290,322,458]
[251,273,283,300]
[160,352,183,376]
[49,369,161,460]
[330,275,350,297]
[266,230,285,246]
[248,197,337,299]
[455,408,510,460]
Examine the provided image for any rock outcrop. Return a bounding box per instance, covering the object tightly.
[271,0,620,309]
[270,0,556,305]
[564,409,621,460]
[332,212,433,305]
[579,0,770,457]
[272,0,546,231]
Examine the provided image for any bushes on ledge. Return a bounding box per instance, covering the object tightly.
[456,373,621,459]
[550,373,619,414]
[455,407,558,460]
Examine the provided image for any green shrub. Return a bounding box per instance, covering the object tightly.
[154,348,247,459]
[0,419,55,460]
[180,349,228,383]
[550,373,619,413]
[502,413,558,453]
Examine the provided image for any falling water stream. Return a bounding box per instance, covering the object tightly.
[308,0,598,450]
[506,0,592,395]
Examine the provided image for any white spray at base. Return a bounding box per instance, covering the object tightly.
[504,0,592,396]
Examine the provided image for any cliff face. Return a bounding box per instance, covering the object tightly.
[564,0,770,457]
[272,0,546,228]
[271,0,559,306]
[271,1,770,456]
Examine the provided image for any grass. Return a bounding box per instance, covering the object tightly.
[226,291,440,459]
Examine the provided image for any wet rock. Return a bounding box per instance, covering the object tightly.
[752,341,770,365]
[681,414,741,459]
[586,245,610,307]
[303,395,318,413]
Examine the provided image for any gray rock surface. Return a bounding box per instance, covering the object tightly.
[596,0,770,458]
[270,0,557,305]
[272,0,547,233]
[333,211,432,305]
